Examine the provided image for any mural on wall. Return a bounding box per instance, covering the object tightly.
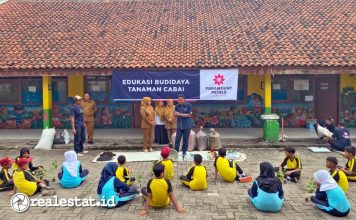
[191,93,314,128]
[340,87,356,127]
[0,103,133,129]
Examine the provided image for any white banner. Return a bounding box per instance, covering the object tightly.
[199,69,238,100]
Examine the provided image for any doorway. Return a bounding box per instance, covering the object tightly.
[314,76,339,121]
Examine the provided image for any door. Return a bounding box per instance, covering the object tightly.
[314,76,339,121]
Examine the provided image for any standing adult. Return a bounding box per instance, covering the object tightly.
[140,97,155,152]
[164,99,177,146]
[81,92,97,144]
[174,94,193,160]
[154,100,169,145]
[71,95,86,157]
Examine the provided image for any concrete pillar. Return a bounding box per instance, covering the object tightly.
[264,73,272,114]
[42,75,52,128]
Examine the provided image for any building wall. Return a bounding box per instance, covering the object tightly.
[1,73,351,129]
[339,74,356,127]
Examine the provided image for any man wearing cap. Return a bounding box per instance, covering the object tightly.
[81,92,97,144]
[0,156,14,191]
[71,95,87,157]
[174,94,193,160]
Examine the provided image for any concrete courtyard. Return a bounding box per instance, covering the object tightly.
[0,147,355,220]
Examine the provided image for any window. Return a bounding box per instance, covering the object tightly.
[21,78,42,104]
[290,79,314,102]
[52,78,67,103]
[272,77,288,100]
[237,76,246,101]
[0,79,20,103]
[85,77,110,103]
[272,76,314,102]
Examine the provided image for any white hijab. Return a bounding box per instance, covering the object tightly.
[314,170,338,191]
[63,151,78,177]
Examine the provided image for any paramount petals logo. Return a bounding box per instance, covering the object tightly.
[213,74,225,86]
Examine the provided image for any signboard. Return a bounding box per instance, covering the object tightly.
[112,69,238,101]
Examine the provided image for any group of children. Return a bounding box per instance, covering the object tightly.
[0,147,89,197]
[1,145,355,217]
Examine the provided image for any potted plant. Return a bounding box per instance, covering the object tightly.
[305,177,317,202]
[34,160,60,186]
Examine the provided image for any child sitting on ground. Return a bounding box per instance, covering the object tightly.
[58,151,89,188]
[275,146,302,183]
[325,157,348,193]
[0,156,15,192]
[156,146,174,180]
[180,154,207,191]
[97,162,137,208]
[338,146,356,182]
[139,163,184,216]
[13,157,55,196]
[13,147,43,173]
[213,148,246,182]
[248,162,284,213]
[116,155,135,186]
[311,170,350,217]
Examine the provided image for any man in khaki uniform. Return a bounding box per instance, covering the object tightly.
[140,97,155,152]
[81,93,97,144]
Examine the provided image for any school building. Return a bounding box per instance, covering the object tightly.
[0,0,355,130]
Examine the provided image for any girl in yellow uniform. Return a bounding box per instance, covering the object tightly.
[180,154,207,190]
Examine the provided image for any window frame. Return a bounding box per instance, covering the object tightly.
[0,78,21,105]
[272,75,315,104]
[52,77,68,105]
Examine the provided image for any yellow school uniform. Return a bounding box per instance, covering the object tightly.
[13,170,38,196]
[158,159,174,180]
[280,155,302,173]
[345,157,356,181]
[147,178,172,207]
[0,168,11,185]
[214,156,236,182]
[330,169,348,193]
[181,165,207,190]
[115,166,133,185]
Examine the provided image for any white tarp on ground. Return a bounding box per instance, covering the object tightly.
[92,151,247,163]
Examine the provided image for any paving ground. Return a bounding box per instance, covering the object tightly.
[0,148,355,220]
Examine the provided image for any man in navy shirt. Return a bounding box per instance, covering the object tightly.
[329,123,351,151]
[71,95,86,156]
[174,94,193,160]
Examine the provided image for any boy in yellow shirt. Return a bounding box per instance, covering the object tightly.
[326,157,348,193]
[213,148,246,182]
[275,146,302,183]
[180,154,207,190]
[139,163,184,216]
[339,146,356,182]
[116,155,135,186]
[156,146,174,180]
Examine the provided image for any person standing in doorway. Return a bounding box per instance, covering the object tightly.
[82,93,97,144]
[154,100,169,145]
[164,99,177,146]
[71,95,87,157]
[140,97,155,152]
[174,94,193,160]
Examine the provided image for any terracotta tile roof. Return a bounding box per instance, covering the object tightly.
[0,0,355,70]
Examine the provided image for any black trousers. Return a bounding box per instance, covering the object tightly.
[311,196,350,217]
[0,181,14,191]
